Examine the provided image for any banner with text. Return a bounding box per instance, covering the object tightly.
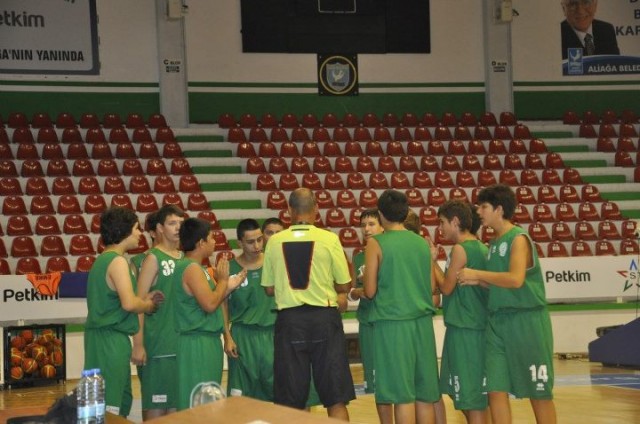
[0,0,99,74]
[561,0,640,76]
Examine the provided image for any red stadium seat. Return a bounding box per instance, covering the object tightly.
[25,177,50,196]
[196,211,221,229]
[11,236,38,257]
[146,158,168,176]
[563,168,582,185]
[84,194,108,214]
[16,143,39,160]
[148,113,168,128]
[157,128,177,144]
[434,126,453,141]
[473,125,492,141]
[453,126,472,141]
[162,193,186,210]
[325,208,348,227]
[537,185,559,203]
[324,172,345,190]
[555,202,578,222]
[187,193,209,211]
[378,156,397,172]
[574,221,598,240]
[35,215,62,235]
[15,258,42,275]
[41,143,64,160]
[571,240,593,257]
[281,113,299,128]
[528,223,552,242]
[541,169,562,185]
[125,113,146,129]
[102,175,127,194]
[278,173,300,190]
[581,184,602,202]
[46,159,71,177]
[551,222,574,241]
[440,112,457,127]
[256,174,277,191]
[228,127,247,143]
[390,172,410,189]
[153,175,177,193]
[347,172,367,189]
[0,259,10,275]
[600,201,623,220]
[412,171,433,188]
[337,189,357,208]
[139,142,160,159]
[62,128,83,144]
[301,113,318,128]
[521,170,541,186]
[595,240,616,256]
[71,159,95,177]
[547,241,569,258]
[620,239,640,255]
[314,189,334,208]
[393,127,412,142]
[12,127,35,144]
[480,226,496,243]
[345,141,364,157]
[301,173,323,190]
[179,175,201,193]
[512,204,532,223]
[301,142,321,158]
[369,172,390,189]
[427,188,446,206]
[109,127,130,144]
[339,228,361,247]
[41,235,67,256]
[359,189,379,208]
[405,188,425,207]
[382,112,399,127]
[21,159,45,177]
[7,216,33,236]
[69,235,96,256]
[449,188,468,202]
[598,220,621,240]
[97,159,120,176]
[56,112,77,128]
[247,157,267,174]
[30,195,55,215]
[373,127,392,142]
[462,154,482,171]
[280,141,300,157]
[420,155,439,172]
[578,201,600,221]
[268,127,287,143]
[265,158,288,174]
[414,126,432,141]
[85,127,107,144]
[513,124,531,139]
[421,112,438,127]
[3,195,27,215]
[218,113,237,128]
[504,154,524,170]
[434,170,455,188]
[516,186,536,204]
[63,214,89,234]
[52,176,76,195]
[488,139,508,154]
[621,220,637,239]
[46,256,71,273]
[533,204,554,222]
[128,175,151,194]
[111,194,134,209]
[483,154,503,171]
[322,113,340,128]
[477,170,497,186]
[362,113,380,127]
[311,127,330,142]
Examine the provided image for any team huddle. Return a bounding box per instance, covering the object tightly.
[83,184,556,424]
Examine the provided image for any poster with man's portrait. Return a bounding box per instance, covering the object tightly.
[560,0,640,75]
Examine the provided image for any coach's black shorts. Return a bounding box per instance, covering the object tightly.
[274,305,355,409]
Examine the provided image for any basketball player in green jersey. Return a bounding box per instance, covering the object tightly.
[84,207,164,417]
[223,218,275,400]
[433,201,489,424]
[364,190,440,424]
[130,211,159,279]
[173,218,246,410]
[132,205,185,420]
[457,184,556,424]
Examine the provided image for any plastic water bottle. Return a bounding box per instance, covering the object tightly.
[77,369,96,423]
[92,369,105,424]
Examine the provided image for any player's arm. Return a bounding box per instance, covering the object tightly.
[222,300,238,358]
[107,256,162,314]
[185,261,245,313]
[458,234,529,289]
[131,254,159,365]
[363,238,381,299]
[439,244,467,295]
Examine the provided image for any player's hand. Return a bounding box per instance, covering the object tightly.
[337,293,349,312]
[426,237,439,260]
[348,288,362,301]
[131,344,147,366]
[146,290,164,313]
[216,258,230,282]
[224,335,239,358]
[456,268,481,286]
[228,269,247,291]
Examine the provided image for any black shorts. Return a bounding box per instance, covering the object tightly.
[274,305,355,409]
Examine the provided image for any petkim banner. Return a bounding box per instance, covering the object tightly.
[0,0,99,74]
[561,0,640,76]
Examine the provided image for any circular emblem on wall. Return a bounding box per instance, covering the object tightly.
[318,54,358,96]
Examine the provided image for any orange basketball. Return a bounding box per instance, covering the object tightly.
[39,355,51,367]
[52,337,63,347]
[20,329,34,344]
[10,335,26,350]
[31,345,46,362]
[11,350,23,366]
[41,364,56,379]
[40,329,55,342]
[50,350,64,367]
[24,343,37,358]
[10,366,24,380]
[22,357,38,374]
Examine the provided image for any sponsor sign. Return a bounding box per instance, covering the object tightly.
[0,0,99,74]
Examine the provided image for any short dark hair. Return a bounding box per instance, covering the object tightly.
[470,205,482,234]
[262,217,284,232]
[155,204,185,228]
[359,208,380,224]
[438,200,473,232]
[477,184,516,220]
[179,218,211,252]
[403,209,421,234]
[144,211,158,232]
[377,189,409,223]
[237,218,261,240]
[100,207,139,245]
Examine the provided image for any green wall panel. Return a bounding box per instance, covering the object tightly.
[188,91,486,124]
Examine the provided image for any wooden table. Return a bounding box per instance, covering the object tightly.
[150,396,343,423]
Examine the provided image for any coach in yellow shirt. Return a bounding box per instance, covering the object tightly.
[262,188,355,421]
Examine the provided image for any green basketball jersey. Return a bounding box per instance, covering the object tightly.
[227,258,276,327]
[86,251,139,335]
[369,230,435,322]
[442,239,489,330]
[487,226,547,312]
[173,258,223,334]
[130,252,147,274]
[143,247,182,356]
[353,251,373,324]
